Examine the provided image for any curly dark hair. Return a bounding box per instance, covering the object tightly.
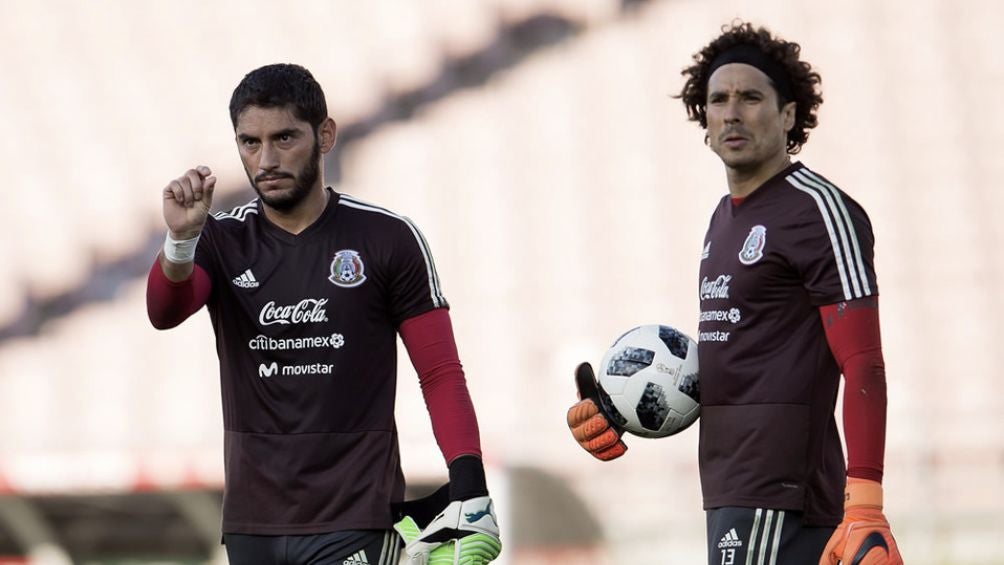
[677,21,822,154]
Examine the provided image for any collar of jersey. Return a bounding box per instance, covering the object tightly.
[729,161,804,216]
[259,187,340,245]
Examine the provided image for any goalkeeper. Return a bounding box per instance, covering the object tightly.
[146,63,500,564]
[566,21,902,565]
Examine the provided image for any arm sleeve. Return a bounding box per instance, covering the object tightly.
[820,297,886,483]
[399,308,482,464]
[146,259,212,329]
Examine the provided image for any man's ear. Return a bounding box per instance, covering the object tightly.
[782,101,796,134]
[319,117,338,153]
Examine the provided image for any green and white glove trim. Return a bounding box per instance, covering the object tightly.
[393,496,501,565]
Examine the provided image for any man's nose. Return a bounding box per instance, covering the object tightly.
[259,143,280,170]
[723,99,742,123]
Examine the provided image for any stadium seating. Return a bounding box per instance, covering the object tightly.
[0,0,1001,562]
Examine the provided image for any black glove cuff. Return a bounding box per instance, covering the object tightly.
[448,455,488,500]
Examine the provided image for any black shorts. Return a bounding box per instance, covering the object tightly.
[706,507,835,565]
[223,529,398,565]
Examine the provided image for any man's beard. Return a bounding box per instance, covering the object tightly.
[249,141,322,212]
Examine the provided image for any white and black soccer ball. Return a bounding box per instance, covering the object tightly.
[596,325,700,439]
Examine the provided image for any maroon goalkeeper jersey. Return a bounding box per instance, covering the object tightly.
[697,162,878,525]
[194,189,447,534]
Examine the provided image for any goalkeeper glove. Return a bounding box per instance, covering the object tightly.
[566,362,627,461]
[819,478,903,565]
[393,485,501,565]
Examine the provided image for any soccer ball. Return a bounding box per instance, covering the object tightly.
[596,325,700,438]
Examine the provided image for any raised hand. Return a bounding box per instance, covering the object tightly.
[162,166,216,240]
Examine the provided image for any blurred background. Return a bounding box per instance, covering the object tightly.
[0,0,1001,563]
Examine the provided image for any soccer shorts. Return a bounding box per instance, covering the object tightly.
[706,507,835,565]
[223,529,398,565]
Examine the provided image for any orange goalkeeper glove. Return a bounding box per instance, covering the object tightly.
[819,478,903,565]
[566,363,627,461]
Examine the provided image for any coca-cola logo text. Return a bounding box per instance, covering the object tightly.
[700,275,732,301]
[259,298,329,326]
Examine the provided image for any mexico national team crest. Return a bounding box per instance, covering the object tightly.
[328,249,367,288]
[738,225,767,265]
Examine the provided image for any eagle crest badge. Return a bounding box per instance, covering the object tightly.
[738,225,766,265]
[328,249,367,288]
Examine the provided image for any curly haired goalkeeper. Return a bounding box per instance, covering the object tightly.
[567,21,902,565]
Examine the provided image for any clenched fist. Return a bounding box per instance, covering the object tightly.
[163,166,216,240]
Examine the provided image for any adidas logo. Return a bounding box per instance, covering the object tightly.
[342,550,369,565]
[718,527,742,549]
[232,269,259,289]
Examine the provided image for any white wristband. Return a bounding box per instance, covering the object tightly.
[163,232,200,263]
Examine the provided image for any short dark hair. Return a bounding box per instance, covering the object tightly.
[678,21,823,154]
[229,63,328,130]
